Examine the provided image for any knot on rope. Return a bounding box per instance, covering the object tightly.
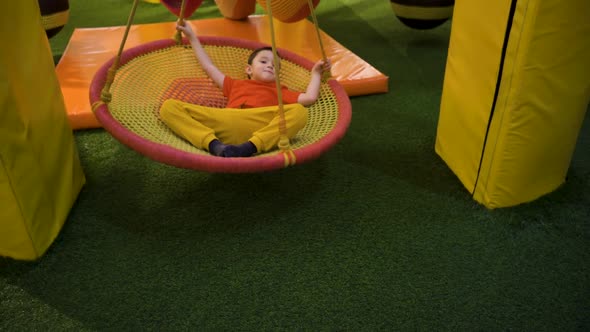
[100,90,112,103]
[91,100,105,113]
[278,136,290,151]
[282,149,297,168]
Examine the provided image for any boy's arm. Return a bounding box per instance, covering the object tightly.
[177,22,225,89]
[297,59,331,107]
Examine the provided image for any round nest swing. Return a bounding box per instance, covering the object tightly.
[90,36,351,173]
[89,0,351,173]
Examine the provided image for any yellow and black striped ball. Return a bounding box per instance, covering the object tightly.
[38,0,70,38]
[390,0,454,30]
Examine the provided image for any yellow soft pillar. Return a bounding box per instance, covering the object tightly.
[0,0,85,260]
[436,0,590,208]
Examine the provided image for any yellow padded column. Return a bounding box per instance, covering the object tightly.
[0,0,85,260]
[436,0,590,208]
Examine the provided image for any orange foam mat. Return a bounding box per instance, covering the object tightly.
[56,15,389,130]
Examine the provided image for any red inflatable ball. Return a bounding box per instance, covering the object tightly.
[161,0,204,18]
[214,0,256,20]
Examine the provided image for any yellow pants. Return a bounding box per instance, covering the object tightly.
[159,99,308,152]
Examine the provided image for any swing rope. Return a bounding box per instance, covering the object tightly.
[264,1,293,166]
[306,0,330,80]
[308,1,326,60]
[264,0,330,166]
[100,0,141,104]
[174,0,187,44]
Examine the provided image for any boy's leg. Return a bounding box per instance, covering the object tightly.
[160,99,261,149]
[247,103,309,153]
[160,100,308,155]
[159,99,220,150]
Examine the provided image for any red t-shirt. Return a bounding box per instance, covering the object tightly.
[223,76,301,109]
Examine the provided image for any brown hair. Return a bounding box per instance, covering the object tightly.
[247,46,278,65]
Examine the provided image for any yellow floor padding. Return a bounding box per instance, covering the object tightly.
[0,0,85,260]
[436,0,590,208]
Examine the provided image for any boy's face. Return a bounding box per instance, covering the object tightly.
[246,50,277,82]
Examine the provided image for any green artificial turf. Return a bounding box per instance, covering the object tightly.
[1,0,589,330]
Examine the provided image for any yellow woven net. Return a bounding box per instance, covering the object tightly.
[108,44,340,157]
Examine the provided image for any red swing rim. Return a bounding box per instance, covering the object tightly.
[89,36,352,173]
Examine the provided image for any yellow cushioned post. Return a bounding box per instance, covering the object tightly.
[0,0,85,260]
[436,0,590,208]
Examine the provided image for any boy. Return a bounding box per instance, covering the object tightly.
[159,22,331,158]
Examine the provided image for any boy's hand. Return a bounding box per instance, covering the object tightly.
[176,21,197,41]
[312,59,332,75]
